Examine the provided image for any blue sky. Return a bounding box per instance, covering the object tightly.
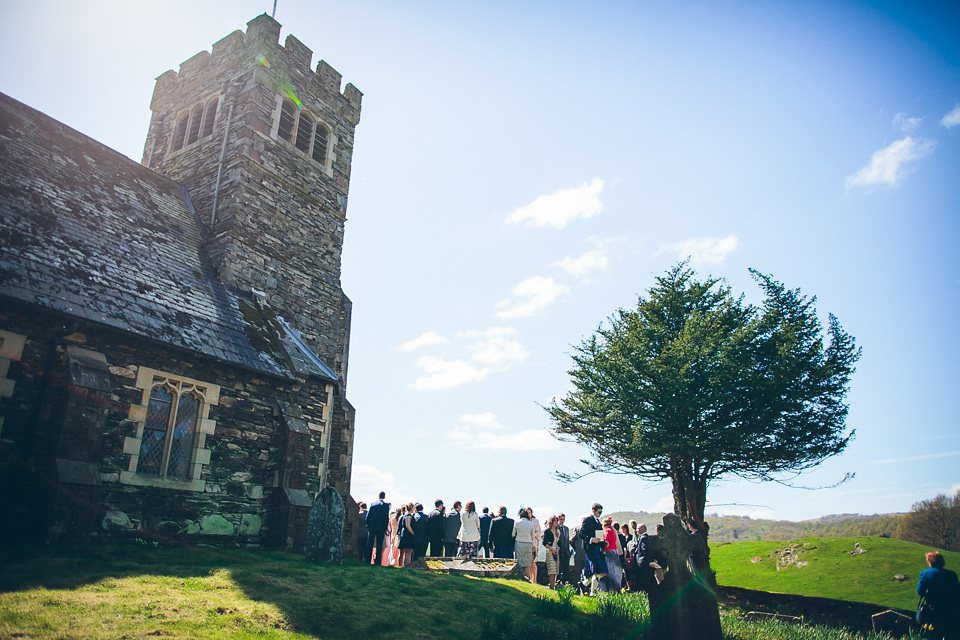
[2,0,958,523]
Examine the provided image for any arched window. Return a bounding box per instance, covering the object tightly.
[172,113,189,151]
[295,112,314,152]
[274,96,332,166]
[277,99,297,143]
[169,94,221,153]
[186,104,204,146]
[201,96,219,138]
[136,382,202,481]
[312,123,329,164]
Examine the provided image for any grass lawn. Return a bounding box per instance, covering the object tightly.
[711,535,960,610]
[1,540,932,639]
[0,543,605,639]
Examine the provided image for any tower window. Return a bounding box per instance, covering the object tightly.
[169,93,220,153]
[274,97,332,166]
[312,124,329,164]
[201,96,219,138]
[278,99,297,143]
[295,112,314,152]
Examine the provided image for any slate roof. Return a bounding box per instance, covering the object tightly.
[0,91,335,383]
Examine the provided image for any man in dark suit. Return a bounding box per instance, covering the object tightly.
[578,503,608,594]
[479,507,493,558]
[557,512,571,583]
[427,499,445,557]
[365,491,390,566]
[489,505,515,559]
[412,502,429,561]
[443,500,462,556]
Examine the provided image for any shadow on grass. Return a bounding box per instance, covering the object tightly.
[0,543,651,640]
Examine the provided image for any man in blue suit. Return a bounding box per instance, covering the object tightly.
[366,491,390,565]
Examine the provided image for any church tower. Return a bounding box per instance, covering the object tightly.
[140,14,361,506]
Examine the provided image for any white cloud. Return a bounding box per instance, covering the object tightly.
[553,245,610,278]
[351,465,413,506]
[397,331,448,352]
[505,178,605,229]
[653,495,675,513]
[941,104,960,128]
[869,450,960,465]
[448,412,560,452]
[496,276,570,318]
[660,235,738,265]
[893,113,922,132]
[845,136,936,189]
[411,428,430,439]
[458,327,531,366]
[413,356,489,390]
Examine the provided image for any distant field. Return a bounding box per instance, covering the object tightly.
[711,536,960,610]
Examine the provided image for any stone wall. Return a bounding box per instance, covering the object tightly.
[0,305,333,550]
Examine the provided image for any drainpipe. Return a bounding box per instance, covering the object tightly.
[210,103,234,226]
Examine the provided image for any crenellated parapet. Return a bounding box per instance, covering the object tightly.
[148,14,361,129]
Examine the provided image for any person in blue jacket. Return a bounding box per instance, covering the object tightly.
[918,551,960,639]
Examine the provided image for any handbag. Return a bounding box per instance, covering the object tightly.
[916,597,934,627]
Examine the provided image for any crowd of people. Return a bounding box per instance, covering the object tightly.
[355,495,673,596]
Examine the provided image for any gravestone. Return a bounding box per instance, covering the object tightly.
[647,513,723,640]
[304,486,344,564]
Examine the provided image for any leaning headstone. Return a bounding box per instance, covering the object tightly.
[647,513,723,640]
[305,486,345,564]
[871,610,912,638]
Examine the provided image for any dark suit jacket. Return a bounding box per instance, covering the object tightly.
[443,509,461,542]
[489,515,515,548]
[578,515,604,550]
[356,509,368,540]
[557,524,571,558]
[427,508,445,541]
[367,499,390,534]
[479,514,492,544]
[412,511,429,544]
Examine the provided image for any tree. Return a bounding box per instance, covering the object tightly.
[896,490,960,551]
[547,262,860,534]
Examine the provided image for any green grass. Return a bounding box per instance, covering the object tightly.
[0,541,922,639]
[712,535,960,610]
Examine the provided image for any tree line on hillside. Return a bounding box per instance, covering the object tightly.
[606,511,902,543]
[896,489,960,551]
[607,489,960,550]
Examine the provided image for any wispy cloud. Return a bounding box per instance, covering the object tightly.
[413,356,489,390]
[869,450,960,465]
[659,235,738,265]
[893,113,922,132]
[505,179,605,229]
[495,276,570,318]
[845,136,936,189]
[351,464,414,506]
[397,331,448,352]
[941,104,960,128]
[448,412,560,452]
[553,240,612,278]
[407,327,531,390]
[457,327,531,366]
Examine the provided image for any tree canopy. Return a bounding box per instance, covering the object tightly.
[896,490,960,551]
[547,262,861,531]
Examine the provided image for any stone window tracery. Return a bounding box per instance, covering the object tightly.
[274,97,331,167]
[121,368,219,492]
[169,94,220,153]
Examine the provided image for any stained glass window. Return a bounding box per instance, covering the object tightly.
[136,382,202,481]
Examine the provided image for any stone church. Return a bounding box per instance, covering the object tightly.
[0,14,362,551]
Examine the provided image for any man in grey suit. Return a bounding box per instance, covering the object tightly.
[443,500,462,556]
